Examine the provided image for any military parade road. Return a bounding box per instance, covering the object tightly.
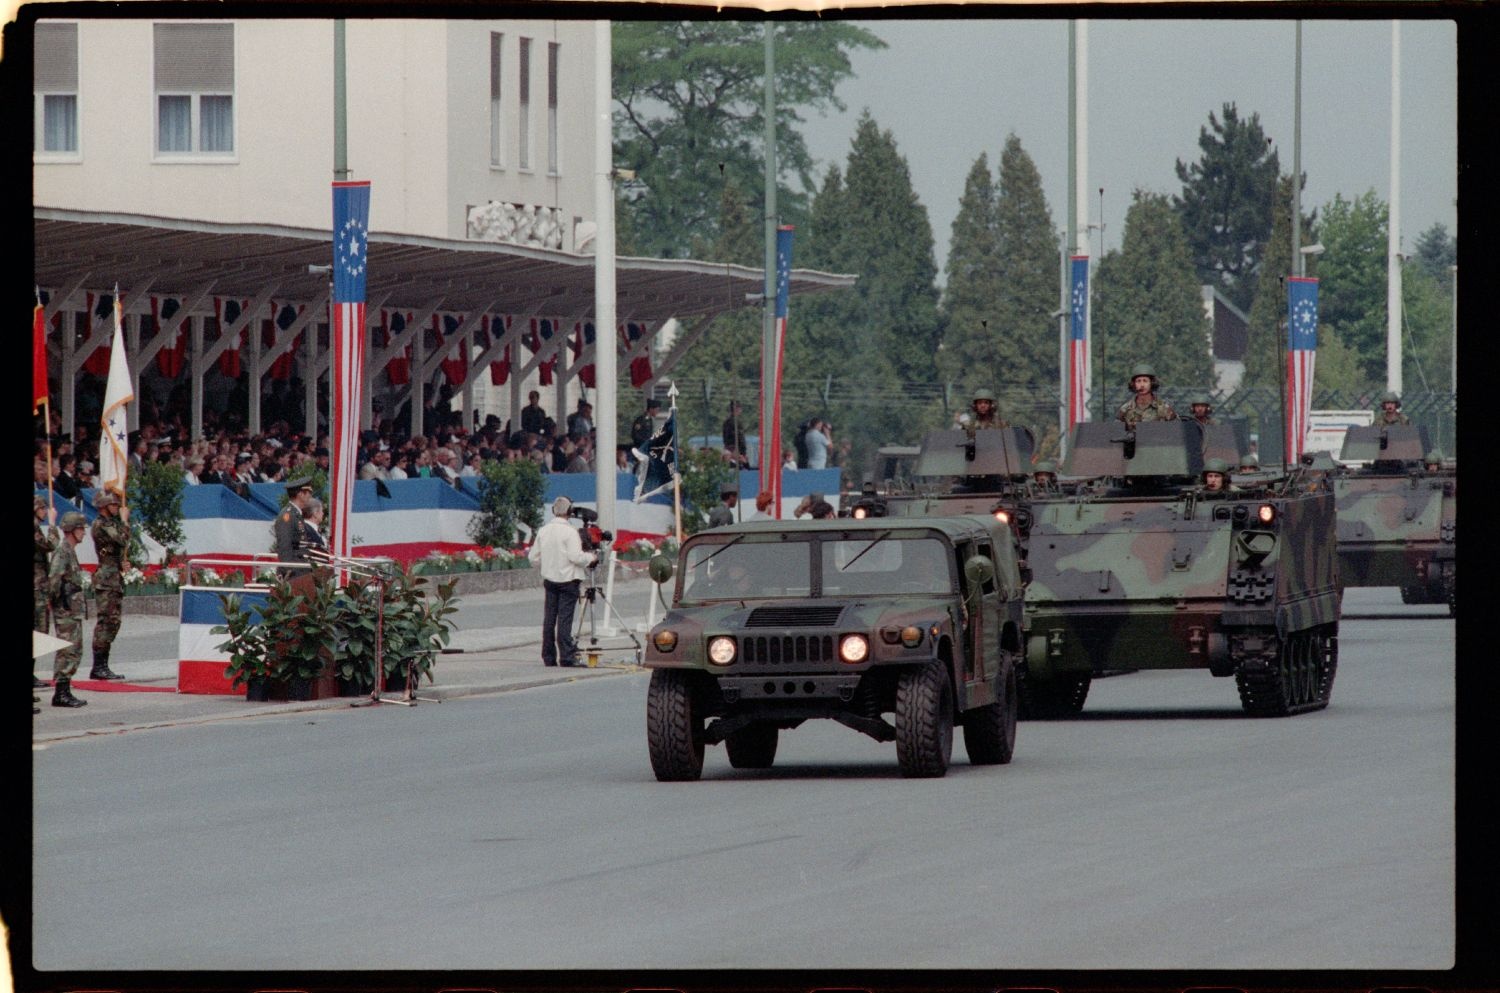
[29,588,1454,975]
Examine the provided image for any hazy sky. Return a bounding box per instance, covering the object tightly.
[798,17,1457,278]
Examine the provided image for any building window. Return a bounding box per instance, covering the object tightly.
[547,43,559,175]
[518,37,531,170]
[153,22,235,156]
[35,21,79,154]
[489,32,504,167]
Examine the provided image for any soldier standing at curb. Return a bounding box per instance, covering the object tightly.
[34,495,59,691]
[89,491,129,681]
[49,511,91,707]
[1117,364,1178,430]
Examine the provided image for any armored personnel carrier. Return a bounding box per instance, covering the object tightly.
[885,420,1341,718]
[642,516,1025,780]
[1332,425,1455,616]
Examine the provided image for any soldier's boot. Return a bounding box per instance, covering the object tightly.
[89,648,126,681]
[51,678,87,708]
[33,674,46,688]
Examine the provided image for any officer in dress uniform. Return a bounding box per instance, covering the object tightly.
[275,475,316,564]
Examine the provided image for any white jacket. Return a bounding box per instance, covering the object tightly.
[527,515,595,583]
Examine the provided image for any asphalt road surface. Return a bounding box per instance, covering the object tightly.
[29,590,1454,974]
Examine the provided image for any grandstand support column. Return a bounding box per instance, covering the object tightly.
[190,316,204,443]
[594,17,619,537]
[248,314,263,436]
[304,303,320,441]
[126,307,141,433]
[61,308,77,441]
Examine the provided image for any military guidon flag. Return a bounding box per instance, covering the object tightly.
[1286,276,1319,465]
[97,289,134,501]
[1068,255,1091,434]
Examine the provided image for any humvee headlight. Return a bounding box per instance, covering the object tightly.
[707,637,737,666]
[1257,504,1277,524]
[839,634,870,663]
[993,509,1011,525]
[852,505,868,520]
[900,625,923,648]
[652,629,679,653]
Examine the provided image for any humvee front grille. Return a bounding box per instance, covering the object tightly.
[745,606,844,628]
[741,634,837,666]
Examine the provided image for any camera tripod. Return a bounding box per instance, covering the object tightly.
[573,552,643,667]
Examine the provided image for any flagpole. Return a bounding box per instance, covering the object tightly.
[669,385,683,544]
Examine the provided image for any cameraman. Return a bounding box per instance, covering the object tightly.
[526,496,598,667]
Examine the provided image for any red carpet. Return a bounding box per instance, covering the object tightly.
[53,679,177,693]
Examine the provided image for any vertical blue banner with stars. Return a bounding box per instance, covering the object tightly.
[1068,255,1090,432]
[330,180,372,571]
[1286,276,1319,464]
[765,225,794,514]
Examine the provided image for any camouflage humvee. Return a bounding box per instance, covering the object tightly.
[643,516,1024,780]
[886,421,1342,718]
[1332,425,1456,616]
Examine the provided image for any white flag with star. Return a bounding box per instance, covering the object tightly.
[97,294,134,500]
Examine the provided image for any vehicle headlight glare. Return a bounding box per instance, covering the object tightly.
[652,629,679,653]
[993,509,1010,524]
[707,636,737,666]
[1258,504,1276,524]
[839,634,869,663]
[900,625,923,648]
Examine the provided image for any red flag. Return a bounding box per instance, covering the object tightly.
[438,315,468,386]
[33,304,48,412]
[629,355,653,388]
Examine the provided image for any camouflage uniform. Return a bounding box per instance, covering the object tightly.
[35,500,58,632]
[49,528,86,681]
[1117,396,1178,429]
[90,510,130,656]
[1376,409,1411,427]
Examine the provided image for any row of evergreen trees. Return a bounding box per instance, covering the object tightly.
[611,23,1456,468]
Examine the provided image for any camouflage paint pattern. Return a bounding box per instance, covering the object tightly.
[35,519,57,632]
[48,538,85,679]
[91,513,129,652]
[1334,470,1455,594]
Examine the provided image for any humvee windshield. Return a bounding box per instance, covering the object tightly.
[681,535,952,600]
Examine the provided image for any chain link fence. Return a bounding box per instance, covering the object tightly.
[667,377,1457,468]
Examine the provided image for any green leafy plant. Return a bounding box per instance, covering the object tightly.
[126,459,186,558]
[211,578,338,688]
[211,592,273,689]
[333,566,461,688]
[468,458,544,548]
[678,445,735,535]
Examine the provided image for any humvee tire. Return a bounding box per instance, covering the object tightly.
[1018,671,1091,720]
[895,660,954,778]
[725,723,779,769]
[963,651,1018,765]
[647,669,705,781]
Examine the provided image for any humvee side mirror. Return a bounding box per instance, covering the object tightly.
[648,554,675,584]
[963,555,995,588]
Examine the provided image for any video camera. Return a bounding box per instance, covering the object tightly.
[568,504,614,553]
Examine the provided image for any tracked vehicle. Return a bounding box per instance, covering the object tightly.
[642,516,1025,780]
[885,421,1341,718]
[1332,425,1455,616]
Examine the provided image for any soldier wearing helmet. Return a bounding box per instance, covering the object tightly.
[1237,451,1260,474]
[1424,450,1445,473]
[88,489,129,680]
[1374,390,1411,426]
[34,495,60,693]
[48,511,93,707]
[1186,391,1217,427]
[1031,459,1060,494]
[958,387,1008,434]
[1201,457,1235,494]
[1117,363,1178,430]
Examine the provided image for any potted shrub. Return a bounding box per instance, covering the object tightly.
[212,592,275,701]
[379,566,461,691]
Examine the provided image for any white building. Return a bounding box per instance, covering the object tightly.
[32,16,854,442]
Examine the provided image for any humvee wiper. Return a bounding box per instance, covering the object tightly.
[840,530,892,571]
[696,534,745,569]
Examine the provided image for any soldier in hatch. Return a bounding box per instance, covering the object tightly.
[1185,391,1217,427]
[1116,364,1178,430]
[957,387,1008,434]
[1374,391,1412,427]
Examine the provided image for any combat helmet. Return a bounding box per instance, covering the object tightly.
[60,511,88,531]
[1202,457,1232,476]
[972,387,998,404]
[1033,459,1057,475]
[1238,452,1260,468]
[34,494,48,513]
[1186,391,1214,409]
[1378,390,1402,407]
[1128,363,1159,389]
[93,489,121,509]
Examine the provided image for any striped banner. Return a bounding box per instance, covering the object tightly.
[1068,255,1090,433]
[331,181,372,574]
[1286,277,1319,465]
